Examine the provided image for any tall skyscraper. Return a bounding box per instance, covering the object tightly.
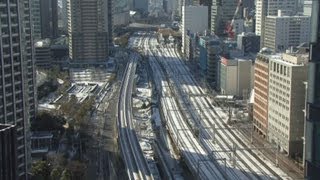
[181,5,208,54]
[31,0,42,39]
[40,0,58,39]
[67,0,113,62]
[304,0,320,179]
[0,0,36,179]
[61,0,68,32]
[31,0,58,39]
[198,0,212,30]
[255,0,298,47]
[264,15,310,52]
[255,0,268,37]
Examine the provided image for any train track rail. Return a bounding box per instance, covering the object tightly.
[117,35,153,180]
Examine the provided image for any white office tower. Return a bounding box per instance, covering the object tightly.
[181,5,208,54]
[255,0,268,36]
[67,0,113,62]
[264,14,310,52]
[0,0,36,178]
[255,0,298,47]
[268,52,308,156]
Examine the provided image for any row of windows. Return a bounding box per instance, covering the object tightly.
[270,126,289,140]
[270,75,291,88]
[269,96,290,111]
[269,118,289,137]
[269,107,290,122]
[269,85,290,99]
[271,61,291,77]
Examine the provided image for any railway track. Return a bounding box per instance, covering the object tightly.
[153,42,290,179]
[117,35,153,180]
[147,34,226,179]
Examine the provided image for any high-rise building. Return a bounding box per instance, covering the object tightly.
[31,0,42,39]
[198,0,212,30]
[253,49,272,138]
[61,0,68,32]
[264,15,310,52]
[211,0,238,36]
[0,0,36,178]
[255,0,268,49]
[67,0,113,62]
[255,0,298,47]
[40,0,58,38]
[304,0,320,179]
[181,5,208,54]
[0,124,17,180]
[266,0,298,16]
[31,0,58,39]
[268,52,308,156]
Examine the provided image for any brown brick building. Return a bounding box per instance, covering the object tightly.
[253,53,270,138]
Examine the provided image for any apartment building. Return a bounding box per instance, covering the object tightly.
[67,0,113,62]
[0,0,36,178]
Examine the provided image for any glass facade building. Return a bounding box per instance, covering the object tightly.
[305,1,320,179]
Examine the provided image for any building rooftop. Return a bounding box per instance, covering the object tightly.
[273,53,309,66]
[266,15,311,19]
[221,55,253,66]
[35,39,51,48]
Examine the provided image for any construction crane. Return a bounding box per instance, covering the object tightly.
[226,0,243,39]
